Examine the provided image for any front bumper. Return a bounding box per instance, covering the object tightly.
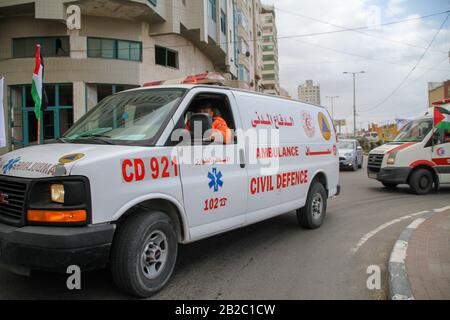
[368,167,412,184]
[0,222,115,274]
[339,157,355,166]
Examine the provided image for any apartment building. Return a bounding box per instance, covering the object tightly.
[260,4,280,95]
[298,80,321,105]
[0,0,239,151]
[428,80,450,107]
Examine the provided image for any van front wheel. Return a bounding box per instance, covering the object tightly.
[111,211,178,298]
[409,168,433,195]
[297,182,327,229]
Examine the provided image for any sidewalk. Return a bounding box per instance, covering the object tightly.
[405,210,450,300]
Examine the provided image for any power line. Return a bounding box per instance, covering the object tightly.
[358,13,450,114]
[0,9,445,60]
[276,7,448,55]
[285,37,447,72]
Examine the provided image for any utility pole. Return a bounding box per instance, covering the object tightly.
[325,95,339,121]
[343,71,365,137]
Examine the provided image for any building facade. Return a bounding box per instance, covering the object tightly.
[428,80,450,107]
[260,4,280,95]
[298,80,321,105]
[0,0,240,152]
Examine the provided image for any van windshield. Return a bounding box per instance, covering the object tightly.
[394,119,433,142]
[62,88,186,146]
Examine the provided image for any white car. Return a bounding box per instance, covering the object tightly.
[0,73,339,297]
[368,100,450,194]
[338,139,363,171]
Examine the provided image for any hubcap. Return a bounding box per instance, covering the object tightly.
[311,193,323,219]
[419,176,429,189]
[140,230,168,280]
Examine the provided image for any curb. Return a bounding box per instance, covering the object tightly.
[388,211,437,300]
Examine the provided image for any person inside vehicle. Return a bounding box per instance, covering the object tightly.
[186,102,231,144]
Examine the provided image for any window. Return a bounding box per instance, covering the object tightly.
[208,0,216,21]
[237,11,248,30]
[265,16,273,23]
[263,64,275,71]
[262,45,274,52]
[238,65,250,82]
[148,0,157,5]
[220,10,227,34]
[178,92,236,145]
[263,55,274,61]
[155,46,179,68]
[87,38,142,61]
[13,37,70,58]
[263,74,275,80]
[263,35,273,42]
[10,84,73,146]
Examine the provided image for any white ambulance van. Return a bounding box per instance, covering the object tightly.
[368,99,450,194]
[0,73,339,297]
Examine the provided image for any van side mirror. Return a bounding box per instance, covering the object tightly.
[189,113,213,143]
[357,146,362,151]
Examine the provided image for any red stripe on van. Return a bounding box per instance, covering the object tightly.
[306,150,332,156]
[409,160,436,168]
[432,158,450,166]
[387,142,417,154]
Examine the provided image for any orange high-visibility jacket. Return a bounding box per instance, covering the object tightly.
[186,116,231,144]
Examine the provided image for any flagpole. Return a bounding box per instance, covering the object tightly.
[37,117,41,145]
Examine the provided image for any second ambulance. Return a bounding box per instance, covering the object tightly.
[368,99,450,194]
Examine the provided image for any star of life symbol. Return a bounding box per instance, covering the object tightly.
[208,167,223,192]
[2,157,21,174]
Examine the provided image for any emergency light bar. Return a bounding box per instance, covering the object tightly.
[143,72,226,87]
[432,98,450,106]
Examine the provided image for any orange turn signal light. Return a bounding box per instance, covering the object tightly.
[27,210,87,223]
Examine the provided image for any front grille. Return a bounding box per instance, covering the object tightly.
[368,153,384,173]
[0,176,29,226]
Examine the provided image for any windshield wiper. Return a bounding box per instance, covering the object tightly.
[65,136,116,145]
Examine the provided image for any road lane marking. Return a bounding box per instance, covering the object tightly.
[352,205,450,254]
[350,210,429,254]
[406,218,426,229]
[433,205,450,213]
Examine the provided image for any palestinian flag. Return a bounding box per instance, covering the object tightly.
[434,106,450,130]
[31,44,44,120]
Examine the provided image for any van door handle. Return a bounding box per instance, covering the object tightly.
[239,149,246,169]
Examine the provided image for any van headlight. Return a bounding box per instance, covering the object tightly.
[27,177,91,225]
[51,184,65,203]
[387,152,397,165]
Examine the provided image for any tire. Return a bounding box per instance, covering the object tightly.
[409,168,433,195]
[297,181,327,229]
[382,182,397,189]
[111,211,178,298]
[358,157,363,169]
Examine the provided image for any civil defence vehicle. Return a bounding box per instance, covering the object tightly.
[0,73,339,297]
[368,99,450,194]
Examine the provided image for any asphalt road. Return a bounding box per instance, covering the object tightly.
[1,159,449,299]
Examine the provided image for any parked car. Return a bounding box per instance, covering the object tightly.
[338,139,363,171]
[0,72,340,297]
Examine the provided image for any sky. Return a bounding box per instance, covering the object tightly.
[261,0,450,133]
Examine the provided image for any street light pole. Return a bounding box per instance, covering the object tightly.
[325,95,339,121]
[343,71,365,138]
